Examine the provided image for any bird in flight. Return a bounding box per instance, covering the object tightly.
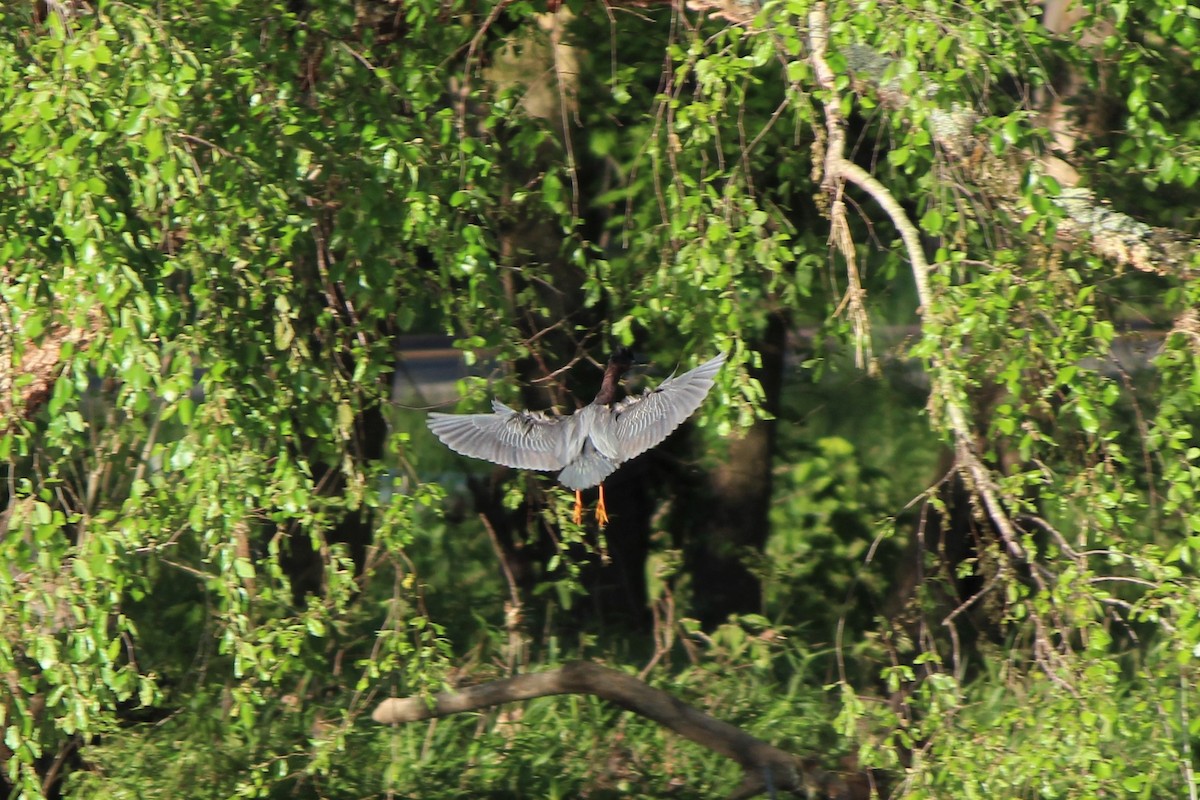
[427,348,726,526]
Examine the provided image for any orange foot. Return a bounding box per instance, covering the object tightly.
[594,483,609,527]
[573,489,583,525]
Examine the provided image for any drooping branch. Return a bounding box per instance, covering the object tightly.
[808,3,1028,564]
[372,661,875,800]
[809,3,1083,687]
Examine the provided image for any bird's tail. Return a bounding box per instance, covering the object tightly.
[557,446,619,491]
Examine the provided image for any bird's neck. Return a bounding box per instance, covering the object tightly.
[593,363,626,406]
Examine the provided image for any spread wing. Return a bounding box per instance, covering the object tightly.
[596,352,726,461]
[427,399,575,471]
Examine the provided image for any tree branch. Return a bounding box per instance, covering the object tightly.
[683,0,1199,278]
[810,3,1086,690]
[372,661,875,799]
[836,42,1198,278]
[0,291,103,424]
[808,3,1027,563]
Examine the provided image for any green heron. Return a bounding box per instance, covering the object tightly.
[427,348,726,525]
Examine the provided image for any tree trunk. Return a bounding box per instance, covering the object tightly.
[687,312,787,627]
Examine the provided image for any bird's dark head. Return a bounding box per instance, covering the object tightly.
[608,346,636,370]
[595,347,637,405]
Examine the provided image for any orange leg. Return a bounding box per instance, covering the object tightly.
[595,483,610,527]
[573,489,583,524]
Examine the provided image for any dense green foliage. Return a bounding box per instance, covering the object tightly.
[1,0,1198,797]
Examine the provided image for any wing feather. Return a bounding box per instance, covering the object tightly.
[427,400,574,471]
[596,352,726,461]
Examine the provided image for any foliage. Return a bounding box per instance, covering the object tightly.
[0,0,1199,798]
